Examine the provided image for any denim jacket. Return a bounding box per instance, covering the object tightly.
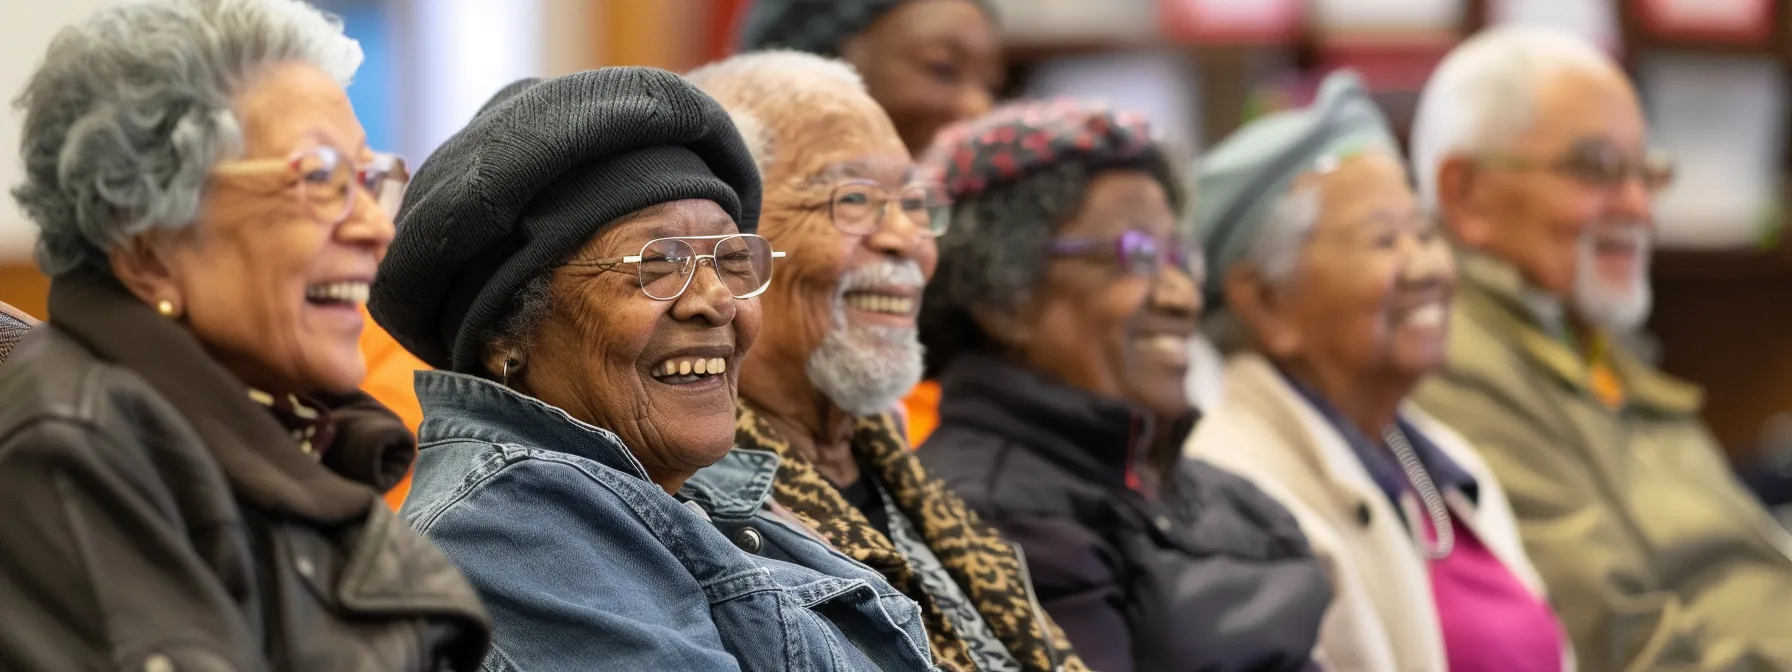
[400,371,937,671]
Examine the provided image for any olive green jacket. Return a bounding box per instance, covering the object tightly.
[1414,252,1792,671]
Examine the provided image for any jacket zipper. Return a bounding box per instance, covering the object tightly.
[1008,542,1063,672]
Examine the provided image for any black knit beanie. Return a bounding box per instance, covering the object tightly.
[738,0,994,55]
[369,67,762,375]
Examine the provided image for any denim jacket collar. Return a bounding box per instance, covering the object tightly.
[414,370,650,481]
[415,371,782,515]
[680,448,781,519]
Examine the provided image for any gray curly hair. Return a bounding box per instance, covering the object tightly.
[919,156,1189,376]
[12,0,363,275]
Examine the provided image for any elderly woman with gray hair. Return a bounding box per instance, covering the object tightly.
[0,0,490,669]
[914,99,1331,672]
[1184,71,1569,671]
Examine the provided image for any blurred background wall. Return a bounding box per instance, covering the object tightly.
[4,0,1791,461]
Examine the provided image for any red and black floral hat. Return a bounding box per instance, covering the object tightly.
[921,98,1169,201]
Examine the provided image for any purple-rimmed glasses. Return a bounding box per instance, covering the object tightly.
[1049,230,1203,280]
[565,234,788,301]
[213,145,409,224]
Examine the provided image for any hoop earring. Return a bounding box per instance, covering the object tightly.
[156,300,177,319]
[501,349,523,387]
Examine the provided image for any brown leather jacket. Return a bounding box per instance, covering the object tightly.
[0,274,490,671]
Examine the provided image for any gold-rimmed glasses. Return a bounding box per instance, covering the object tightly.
[1477,141,1675,194]
[824,180,952,237]
[565,234,788,301]
[212,146,410,224]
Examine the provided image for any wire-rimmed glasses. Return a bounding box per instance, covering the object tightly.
[1478,141,1675,194]
[213,145,410,224]
[565,234,788,301]
[1049,230,1203,281]
[828,180,952,237]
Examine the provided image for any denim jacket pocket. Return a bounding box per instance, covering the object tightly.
[707,571,934,672]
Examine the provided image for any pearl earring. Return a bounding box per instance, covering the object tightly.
[156,300,176,318]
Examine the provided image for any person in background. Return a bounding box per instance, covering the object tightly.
[1408,25,1792,670]
[0,0,491,669]
[373,66,936,670]
[914,98,1332,672]
[738,0,1003,444]
[688,51,1084,672]
[1186,71,1568,672]
[738,0,1001,157]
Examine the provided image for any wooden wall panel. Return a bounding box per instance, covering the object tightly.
[0,262,48,320]
[1648,251,1792,461]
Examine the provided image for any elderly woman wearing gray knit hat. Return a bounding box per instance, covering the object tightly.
[913,98,1331,672]
[739,0,1001,154]
[1183,71,1571,671]
[369,68,936,671]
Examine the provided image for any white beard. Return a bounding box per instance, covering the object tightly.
[804,260,927,416]
[1570,224,1653,334]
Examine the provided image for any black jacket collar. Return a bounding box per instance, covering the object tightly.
[48,272,408,524]
[935,353,1197,496]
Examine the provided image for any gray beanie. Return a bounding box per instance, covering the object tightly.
[370,67,762,375]
[1193,70,1397,309]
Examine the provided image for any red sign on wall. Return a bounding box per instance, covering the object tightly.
[1634,0,1775,47]
[1160,0,1301,44]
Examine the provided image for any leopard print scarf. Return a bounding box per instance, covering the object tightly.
[735,401,1086,672]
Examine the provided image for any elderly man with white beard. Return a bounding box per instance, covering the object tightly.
[685,51,1086,672]
[1409,26,1792,671]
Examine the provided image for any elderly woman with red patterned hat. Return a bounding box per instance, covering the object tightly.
[914,100,1332,672]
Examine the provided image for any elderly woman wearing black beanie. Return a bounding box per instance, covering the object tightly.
[370,68,936,670]
[914,100,1333,672]
[739,0,1001,155]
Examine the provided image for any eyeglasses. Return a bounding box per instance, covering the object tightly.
[826,180,952,237]
[1049,230,1203,280]
[1478,141,1675,193]
[213,146,410,224]
[565,234,787,301]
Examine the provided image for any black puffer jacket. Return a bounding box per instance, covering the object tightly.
[0,273,490,671]
[918,354,1331,672]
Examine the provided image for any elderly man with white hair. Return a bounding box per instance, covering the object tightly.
[1409,25,1792,670]
[685,51,1086,672]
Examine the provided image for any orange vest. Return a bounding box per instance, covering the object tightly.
[357,306,429,509]
[902,380,942,448]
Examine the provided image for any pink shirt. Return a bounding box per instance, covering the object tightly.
[1422,508,1566,671]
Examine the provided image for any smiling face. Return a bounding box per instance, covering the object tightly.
[111,62,393,395]
[1245,152,1456,388]
[1004,169,1200,418]
[515,199,762,483]
[1447,64,1655,331]
[842,0,1002,154]
[749,91,938,415]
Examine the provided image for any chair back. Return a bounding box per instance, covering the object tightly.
[0,301,38,364]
